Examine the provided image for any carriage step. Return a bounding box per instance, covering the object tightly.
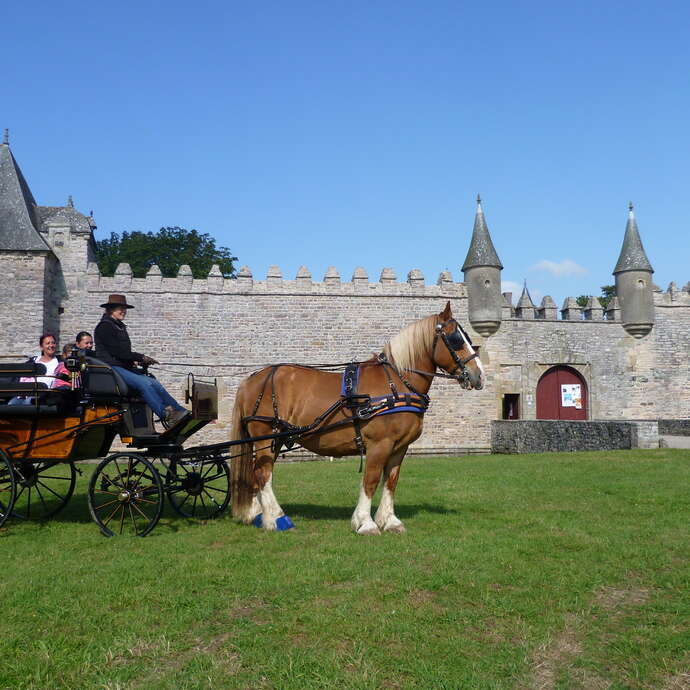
[252,513,294,530]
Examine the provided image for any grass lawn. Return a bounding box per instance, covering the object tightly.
[2,449,689,689]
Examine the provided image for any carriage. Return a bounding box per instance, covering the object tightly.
[0,354,231,536]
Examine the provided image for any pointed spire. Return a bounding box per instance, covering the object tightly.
[0,138,50,251]
[462,194,503,271]
[516,280,535,308]
[613,202,653,274]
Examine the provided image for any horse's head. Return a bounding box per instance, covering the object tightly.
[433,302,484,390]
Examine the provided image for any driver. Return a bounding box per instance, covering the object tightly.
[94,294,189,425]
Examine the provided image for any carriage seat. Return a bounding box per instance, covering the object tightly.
[0,362,50,407]
[81,357,132,399]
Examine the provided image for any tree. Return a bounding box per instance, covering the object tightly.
[598,285,616,311]
[95,227,238,279]
[576,285,616,311]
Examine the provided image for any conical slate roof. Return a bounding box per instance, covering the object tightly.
[613,203,653,274]
[462,195,503,271]
[0,136,50,251]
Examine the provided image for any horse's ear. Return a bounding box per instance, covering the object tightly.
[440,300,452,320]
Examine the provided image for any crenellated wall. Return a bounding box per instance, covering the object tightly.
[39,259,690,454]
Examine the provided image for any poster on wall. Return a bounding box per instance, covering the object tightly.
[561,384,582,409]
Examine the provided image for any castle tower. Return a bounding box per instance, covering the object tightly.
[0,131,60,355]
[462,195,503,336]
[612,203,654,338]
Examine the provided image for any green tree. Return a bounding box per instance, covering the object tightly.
[599,285,616,311]
[576,285,616,311]
[95,227,237,279]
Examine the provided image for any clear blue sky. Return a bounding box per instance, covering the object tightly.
[5,0,690,305]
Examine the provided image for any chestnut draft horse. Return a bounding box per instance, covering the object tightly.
[230,302,484,535]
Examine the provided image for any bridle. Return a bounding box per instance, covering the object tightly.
[429,318,480,387]
[381,317,481,390]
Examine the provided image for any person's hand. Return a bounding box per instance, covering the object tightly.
[141,355,159,366]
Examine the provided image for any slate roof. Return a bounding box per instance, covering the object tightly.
[35,205,94,233]
[462,195,503,271]
[0,141,51,251]
[613,203,654,274]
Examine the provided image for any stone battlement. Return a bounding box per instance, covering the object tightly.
[86,262,467,297]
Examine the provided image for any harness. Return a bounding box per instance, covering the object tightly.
[240,316,479,470]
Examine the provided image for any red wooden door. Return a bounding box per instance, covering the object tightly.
[536,367,587,420]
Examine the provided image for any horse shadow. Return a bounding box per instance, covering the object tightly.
[282,502,460,521]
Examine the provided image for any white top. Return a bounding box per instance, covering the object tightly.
[32,355,60,388]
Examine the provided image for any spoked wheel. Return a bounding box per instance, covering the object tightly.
[88,453,164,537]
[0,450,17,529]
[166,457,231,519]
[11,461,77,520]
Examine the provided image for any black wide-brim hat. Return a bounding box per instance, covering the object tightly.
[100,294,135,309]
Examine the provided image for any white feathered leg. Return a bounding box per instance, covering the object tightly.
[351,483,380,535]
[257,473,285,531]
[374,447,407,533]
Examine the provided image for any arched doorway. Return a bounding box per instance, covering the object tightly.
[536,366,588,420]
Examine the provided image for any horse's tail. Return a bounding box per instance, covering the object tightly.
[230,389,256,523]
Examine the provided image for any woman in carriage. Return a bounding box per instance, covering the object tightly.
[7,333,62,405]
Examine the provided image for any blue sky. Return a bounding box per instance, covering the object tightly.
[5,1,690,305]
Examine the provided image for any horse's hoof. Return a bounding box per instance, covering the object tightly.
[356,523,381,536]
[384,522,406,534]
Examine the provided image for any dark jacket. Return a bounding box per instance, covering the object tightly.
[94,315,144,370]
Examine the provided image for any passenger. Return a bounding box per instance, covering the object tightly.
[94,294,189,425]
[53,344,76,389]
[75,331,93,351]
[9,333,61,405]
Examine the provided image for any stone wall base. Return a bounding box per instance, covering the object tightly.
[491,420,660,454]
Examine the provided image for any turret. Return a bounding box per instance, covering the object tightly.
[612,203,654,338]
[462,195,503,336]
[515,281,535,319]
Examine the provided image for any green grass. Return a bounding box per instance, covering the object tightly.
[2,450,689,689]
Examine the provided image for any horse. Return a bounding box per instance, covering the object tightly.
[230,301,484,535]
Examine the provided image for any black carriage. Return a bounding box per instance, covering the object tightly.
[0,355,231,536]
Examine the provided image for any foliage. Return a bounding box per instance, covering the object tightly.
[2,450,689,688]
[599,284,616,310]
[95,227,237,279]
[576,285,616,311]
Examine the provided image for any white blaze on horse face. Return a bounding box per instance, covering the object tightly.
[458,328,484,387]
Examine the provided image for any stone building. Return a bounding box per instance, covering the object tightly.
[2,135,689,453]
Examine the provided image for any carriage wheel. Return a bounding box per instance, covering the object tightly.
[87,453,164,537]
[0,450,17,529]
[10,461,77,520]
[166,457,231,519]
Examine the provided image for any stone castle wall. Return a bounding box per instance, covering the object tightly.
[28,260,689,454]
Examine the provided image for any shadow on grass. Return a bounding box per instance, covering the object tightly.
[283,502,460,520]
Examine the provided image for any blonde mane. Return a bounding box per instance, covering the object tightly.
[383,314,438,372]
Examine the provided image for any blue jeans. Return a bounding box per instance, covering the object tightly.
[112,366,184,420]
